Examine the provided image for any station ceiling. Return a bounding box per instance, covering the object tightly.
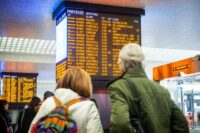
[0,0,58,40]
[0,0,144,55]
[0,0,199,82]
[0,0,199,51]
[0,0,144,40]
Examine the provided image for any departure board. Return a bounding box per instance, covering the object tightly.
[56,8,141,80]
[0,73,38,103]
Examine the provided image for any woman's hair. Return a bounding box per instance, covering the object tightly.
[0,99,8,111]
[118,43,145,72]
[56,68,92,98]
[29,96,41,109]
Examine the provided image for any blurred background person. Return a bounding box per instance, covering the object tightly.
[34,91,54,112]
[16,96,41,133]
[43,91,54,101]
[0,99,13,133]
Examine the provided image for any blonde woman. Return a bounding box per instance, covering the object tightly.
[29,68,103,133]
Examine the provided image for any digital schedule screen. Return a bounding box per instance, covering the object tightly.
[0,73,37,103]
[56,8,141,80]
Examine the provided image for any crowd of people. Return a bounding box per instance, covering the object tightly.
[0,44,189,133]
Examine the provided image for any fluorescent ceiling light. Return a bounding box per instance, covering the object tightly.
[0,36,56,55]
[2,37,7,41]
[13,38,18,42]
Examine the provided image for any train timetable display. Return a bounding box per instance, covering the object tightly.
[56,9,141,80]
[0,73,38,103]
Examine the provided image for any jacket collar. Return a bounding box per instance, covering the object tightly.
[54,88,81,104]
[107,68,147,87]
[123,68,147,78]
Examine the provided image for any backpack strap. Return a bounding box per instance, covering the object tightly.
[123,78,140,116]
[54,97,62,106]
[65,97,87,107]
[123,77,146,133]
[53,97,87,118]
[63,97,88,116]
[54,97,87,107]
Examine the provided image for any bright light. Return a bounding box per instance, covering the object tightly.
[2,37,7,41]
[0,36,56,55]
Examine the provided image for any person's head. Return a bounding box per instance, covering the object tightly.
[29,96,41,109]
[43,91,54,100]
[0,99,9,111]
[56,68,92,98]
[118,43,145,72]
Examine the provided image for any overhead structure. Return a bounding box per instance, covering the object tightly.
[153,55,200,81]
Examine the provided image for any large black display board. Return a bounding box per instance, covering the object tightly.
[54,1,144,80]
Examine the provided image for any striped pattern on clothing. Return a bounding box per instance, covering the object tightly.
[31,97,87,133]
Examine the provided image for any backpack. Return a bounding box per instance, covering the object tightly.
[31,97,86,133]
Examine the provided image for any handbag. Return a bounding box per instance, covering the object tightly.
[123,78,146,133]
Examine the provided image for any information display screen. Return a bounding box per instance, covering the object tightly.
[0,73,37,103]
[56,9,141,80]
[56,16,67,63]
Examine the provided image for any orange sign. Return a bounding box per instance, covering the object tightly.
[153,56,200,81]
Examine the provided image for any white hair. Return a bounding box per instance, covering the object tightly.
[118,43,145,72]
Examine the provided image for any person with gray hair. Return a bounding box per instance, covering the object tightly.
[118,43,145,71]
[107,43,189,133]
